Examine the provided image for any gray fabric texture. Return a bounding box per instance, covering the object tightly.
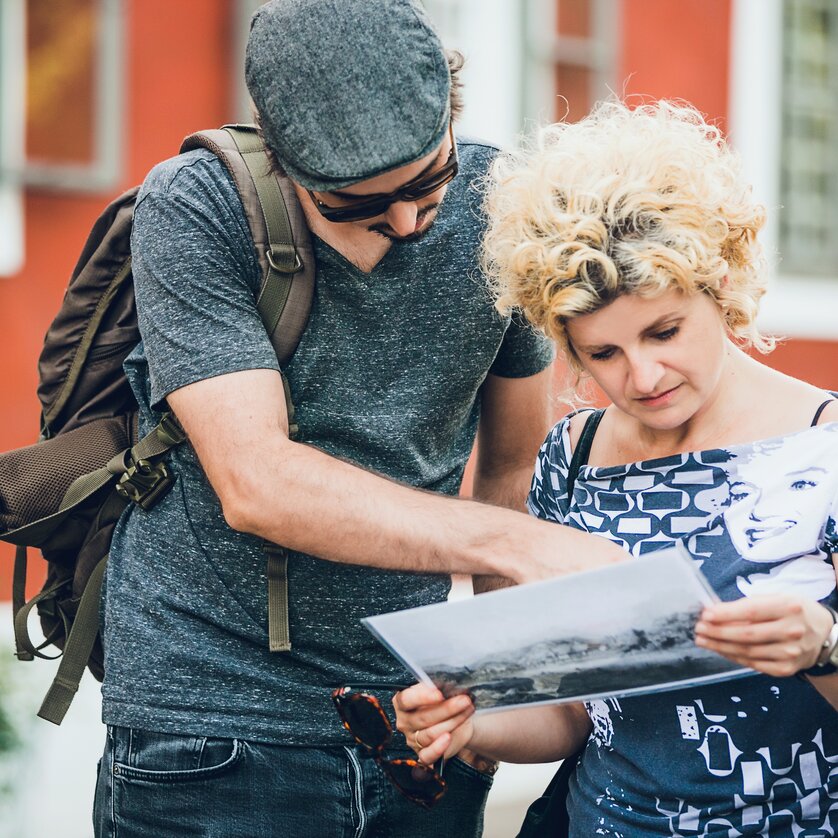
[245,0,450,190]
[101,139,555,745]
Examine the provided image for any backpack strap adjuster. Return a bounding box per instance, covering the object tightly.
[115,458,175,511]
[266,245,303,275]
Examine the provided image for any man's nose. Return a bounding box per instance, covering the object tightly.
[383,200,419,237]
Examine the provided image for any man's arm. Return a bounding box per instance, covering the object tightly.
[166,367,623,584]
[471,369,553,593]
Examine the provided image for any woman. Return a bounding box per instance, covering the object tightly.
[394,100,838,836]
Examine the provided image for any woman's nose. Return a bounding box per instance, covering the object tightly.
[627,355,665,395]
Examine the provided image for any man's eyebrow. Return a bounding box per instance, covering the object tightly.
[327,144,447,200]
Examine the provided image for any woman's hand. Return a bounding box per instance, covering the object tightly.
[393,683,476,765]
[695,595,834,677]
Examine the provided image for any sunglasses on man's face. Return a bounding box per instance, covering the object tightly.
[308,124,458,223]
[331,684,447,809]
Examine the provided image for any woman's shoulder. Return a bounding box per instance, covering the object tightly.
[541,408,602,462]
[748,364,837,431]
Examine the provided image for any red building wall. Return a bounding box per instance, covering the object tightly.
[0,0,235,599]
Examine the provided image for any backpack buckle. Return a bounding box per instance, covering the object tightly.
[115,458,175,511]
[266,245,303,275]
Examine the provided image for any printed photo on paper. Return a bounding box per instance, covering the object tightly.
[363,545,752,713]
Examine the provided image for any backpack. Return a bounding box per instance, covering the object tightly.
[0,124,315,725]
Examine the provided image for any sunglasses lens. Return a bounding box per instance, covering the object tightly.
[333,692,392,750]
[382,759,447,808]
[401,163,458,202]
[313,152,458,223]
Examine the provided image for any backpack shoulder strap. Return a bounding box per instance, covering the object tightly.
[565,408,605,501]
[180,124,315,373]
[180,125,315,655]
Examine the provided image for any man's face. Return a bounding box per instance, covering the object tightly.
[306,125,457,242]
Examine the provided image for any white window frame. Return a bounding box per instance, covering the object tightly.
[19,0,125,192]
[522,0,620,128]
[729,0,838,340]
[233,0,264,121]
[0,0,25,277]
[423,0,526,149]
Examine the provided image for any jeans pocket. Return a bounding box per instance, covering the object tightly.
[112,727,244,784]
[447,755,496,788]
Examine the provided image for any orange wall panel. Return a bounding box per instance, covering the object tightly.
[1,0,236,600]
[126,0,235,181]
[619,0,731,128]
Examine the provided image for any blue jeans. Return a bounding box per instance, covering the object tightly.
[93,725,493,838]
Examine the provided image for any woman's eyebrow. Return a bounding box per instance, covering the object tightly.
[639,312,684,334]
[575,313,685,352]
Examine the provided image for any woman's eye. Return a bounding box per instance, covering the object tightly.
[589,348,616,361]
[790,479,817,491]
[652,326,679,342]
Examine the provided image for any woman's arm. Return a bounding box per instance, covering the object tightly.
[393,683,592,765]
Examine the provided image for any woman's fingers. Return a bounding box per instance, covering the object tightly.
[696,596,834,675]
[393,683,444,713]
[393,685,476,762]
[695,616,803,645]
[696,635,804,662]
[395,692,473,735]
[416,731,451,766]
[701,595,801,624]
[416,706,475,745]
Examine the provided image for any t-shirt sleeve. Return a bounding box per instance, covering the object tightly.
[526,417,572,523]
[130,153,281,409]
[489,312,555,378]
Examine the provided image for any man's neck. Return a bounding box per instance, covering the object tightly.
[293,185,391,274]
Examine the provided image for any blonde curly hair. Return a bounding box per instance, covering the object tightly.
[482,99,771,375]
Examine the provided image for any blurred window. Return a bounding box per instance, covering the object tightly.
[233,0,265,120]
[21,0,124,190]
[524,0,618,124]
[0,0,24,276]
[779,0,838,277]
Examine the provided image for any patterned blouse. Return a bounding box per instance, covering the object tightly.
[527,417,838,837]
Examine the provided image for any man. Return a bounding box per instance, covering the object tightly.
[93,2,622,836]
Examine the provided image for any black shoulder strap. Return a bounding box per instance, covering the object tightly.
[811,391,838,427]
[566,408,605,500]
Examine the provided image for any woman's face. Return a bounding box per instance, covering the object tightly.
[726,441,833,563]
[565,289,729,432]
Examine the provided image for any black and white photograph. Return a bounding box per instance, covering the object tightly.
[364,546,751,713]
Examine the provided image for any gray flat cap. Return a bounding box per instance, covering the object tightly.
[245,0,451,191]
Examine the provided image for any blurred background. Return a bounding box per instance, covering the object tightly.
[0,0,836,835]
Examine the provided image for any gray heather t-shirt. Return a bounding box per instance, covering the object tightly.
[101,139,554,745]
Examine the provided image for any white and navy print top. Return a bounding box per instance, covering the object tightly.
[528,418,838,837]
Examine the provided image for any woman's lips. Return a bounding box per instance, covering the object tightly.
[636,384,681,407]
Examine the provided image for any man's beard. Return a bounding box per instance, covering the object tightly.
[367,203,440,242]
